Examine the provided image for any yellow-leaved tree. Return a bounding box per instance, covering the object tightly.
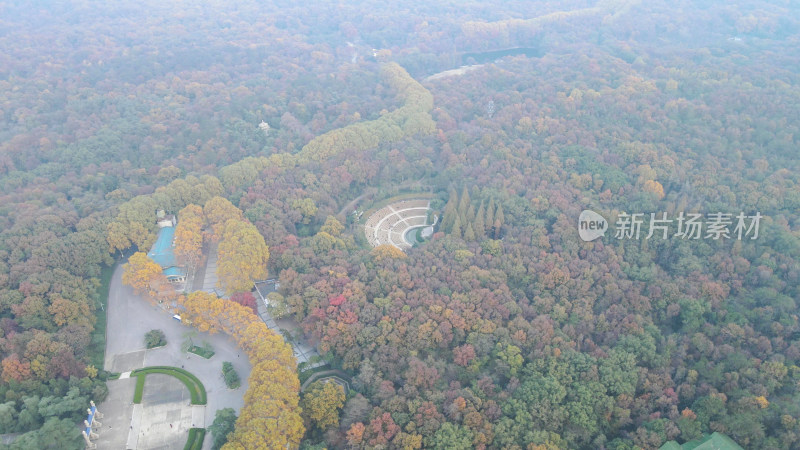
[174,204,204,275]
[301,380,345,430]
[179,291,304,449]
[106,221,132,257]
[642,179,665,200]
[371,244,407,261]
[122,252,164,296]
[217,219,269,295]
[203,196,244,242]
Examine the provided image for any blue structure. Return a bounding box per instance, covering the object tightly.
[81,400,101,447]
[147,226,186,283]
[84,403,96,436]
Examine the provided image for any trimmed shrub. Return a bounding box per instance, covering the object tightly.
[222,362,240,389]
[145,329,167,348]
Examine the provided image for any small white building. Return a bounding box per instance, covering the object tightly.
[156,210,176,228]
[258,120,270,136]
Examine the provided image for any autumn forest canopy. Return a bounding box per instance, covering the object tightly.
[1,0,800,449]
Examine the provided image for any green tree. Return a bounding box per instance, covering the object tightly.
[678,297,710,331]
[222,362,241,389]
[9,418,83,450]
[493,205,505,237]
[291,198,318,224]
[144,330,166,349]
[319,216,344,237]
[474,202,486,239]
[208,407,237,450]
[485,199,496,233]
[181,329,198,353]
[0,401,18,433]
[496,373,568,446]
[496,343,524,376]
[441,189,458,233]
[464,222,476,242]
[677,413,702,441]
[599,349,638,396]
[451,215,462,239]
[428,423,474,449]
[458,186,471,220]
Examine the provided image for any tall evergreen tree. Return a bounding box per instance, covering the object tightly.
[485,199,496,233]
[464,222,476,241]
[474,202,486,239]
[452,215,462,239]
[495,205,504,228]
[494,205,505,238]
[458,186,471,219]
[441,189,458,233]
[466,203,476,223]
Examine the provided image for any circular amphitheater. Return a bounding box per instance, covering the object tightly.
[364,199,431,250]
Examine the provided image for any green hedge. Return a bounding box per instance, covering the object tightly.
[131,366,207,405]
[188,344,215,359]
[184,428,205,450]
[133,374,146,403]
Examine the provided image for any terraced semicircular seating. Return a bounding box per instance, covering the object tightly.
[363,199,431,249]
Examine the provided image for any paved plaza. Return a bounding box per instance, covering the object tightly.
[96,241,323,448]
[96,261,250,449]
[133,374,199,449]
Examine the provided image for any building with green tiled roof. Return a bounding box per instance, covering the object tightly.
[659,432,744,450]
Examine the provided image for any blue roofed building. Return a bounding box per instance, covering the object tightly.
[147,219,187,285]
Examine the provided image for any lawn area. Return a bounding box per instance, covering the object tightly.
[131,366,208,405]
[131,367,207,449]
[133,373,147,403]
[184,428,205,450]
[89,263,115,369]
[188,344,215,359]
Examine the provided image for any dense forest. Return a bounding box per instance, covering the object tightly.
[1,0,799,448]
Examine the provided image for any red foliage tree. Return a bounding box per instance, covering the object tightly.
[230,291,258,314]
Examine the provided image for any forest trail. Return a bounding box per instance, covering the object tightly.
[425,64,483,81]
[337,187,377,216]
